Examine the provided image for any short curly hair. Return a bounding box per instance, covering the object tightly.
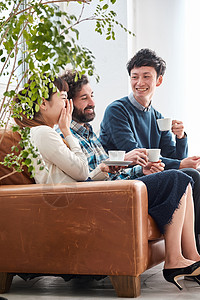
[127,48,166,77]
[61,70,89,100]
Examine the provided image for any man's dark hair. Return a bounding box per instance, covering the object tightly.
[61,70,89,99]
[127,48,166,77]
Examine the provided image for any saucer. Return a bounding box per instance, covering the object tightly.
[103,160,132,166]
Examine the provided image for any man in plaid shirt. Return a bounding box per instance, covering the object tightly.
[70,120,146,180]
[57,70,164,181]
[70,120,108,173]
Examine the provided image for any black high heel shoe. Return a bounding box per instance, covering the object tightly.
[189,274,200,285]
[163,261,200,290]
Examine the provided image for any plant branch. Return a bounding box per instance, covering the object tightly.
[5,0,90,19]
[64,15,106,32]
[0,0,23,42]
[0,109,12,146]
[0,110,11,141]
[77,2,86,23]
[0,9,34,77]
[0,42,18,116]
[0,67,29,123]
[0,66,29,127]
[0,169,18,182]
[42,0,90,4]
[0,10,32,114]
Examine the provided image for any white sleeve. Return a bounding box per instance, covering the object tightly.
[32,126,89,181]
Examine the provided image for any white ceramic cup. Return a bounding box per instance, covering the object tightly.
[147,149,161,162]
[108,150,125,161]
[157,118,172,131]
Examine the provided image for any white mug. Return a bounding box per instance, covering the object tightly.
[108,150,125,161]
[147,149,161,162]
[157,118,172,131]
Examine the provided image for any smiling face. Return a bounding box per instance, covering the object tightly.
[130,66,163,107]
[72,83,95,125]
[41,91,68,127]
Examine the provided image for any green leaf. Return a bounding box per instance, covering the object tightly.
[30,81,36,90]
[43,63,50,72]
[12,125,19,132]
[103,4,109,10]
[25,158,32,165]
[29,60,34,71]
[35,104,40,112]
[18,59,23,66]
[28,165,34,173]
[28,91,32,98]
[21,89,27,95]
[22,151,29,158]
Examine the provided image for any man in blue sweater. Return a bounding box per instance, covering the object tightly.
[99,48,200,251]
[100,48,200,170]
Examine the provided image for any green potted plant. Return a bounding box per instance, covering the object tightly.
[0,0,133,180]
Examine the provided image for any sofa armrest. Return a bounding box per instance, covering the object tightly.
[0,180,148,276]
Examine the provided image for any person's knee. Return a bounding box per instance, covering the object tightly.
[181,168,200,184]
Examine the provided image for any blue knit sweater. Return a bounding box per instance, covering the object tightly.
[99,96,188,170]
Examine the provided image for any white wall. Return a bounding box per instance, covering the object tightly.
[132,0,200,155]
[62,0,131,133]
[133,0,189,147]
[184,0,200,155]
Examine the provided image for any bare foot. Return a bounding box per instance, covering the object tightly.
[164,257,196,269]
[184,254,200,262]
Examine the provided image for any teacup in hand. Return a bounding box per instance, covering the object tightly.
[108,150,125,161]
[147,149,161,162]
[157,118,172,131]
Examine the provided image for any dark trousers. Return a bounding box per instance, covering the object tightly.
[181,168,200,252]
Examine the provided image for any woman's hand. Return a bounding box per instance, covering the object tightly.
[143,160,165,175]
[125,148,148,167]
[58,96,73,138]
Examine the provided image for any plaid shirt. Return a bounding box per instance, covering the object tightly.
[70,121,108,172]
[57,120,144,180]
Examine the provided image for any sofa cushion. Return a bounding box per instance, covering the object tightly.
[0,129,35,185]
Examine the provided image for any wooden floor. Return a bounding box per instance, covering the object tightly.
[2,263,200,299]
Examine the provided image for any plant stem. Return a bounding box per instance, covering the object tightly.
[3,0,89,20]
[0,0,23,41]
[0,44,18,117]
[0,169,18,181]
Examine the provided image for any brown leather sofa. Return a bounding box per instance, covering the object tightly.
[0,130,165,298]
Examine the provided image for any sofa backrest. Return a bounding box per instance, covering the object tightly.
[0,129,35,185]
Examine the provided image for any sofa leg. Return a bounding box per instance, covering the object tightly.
[109,275,141,298]
[0,273,13,293]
